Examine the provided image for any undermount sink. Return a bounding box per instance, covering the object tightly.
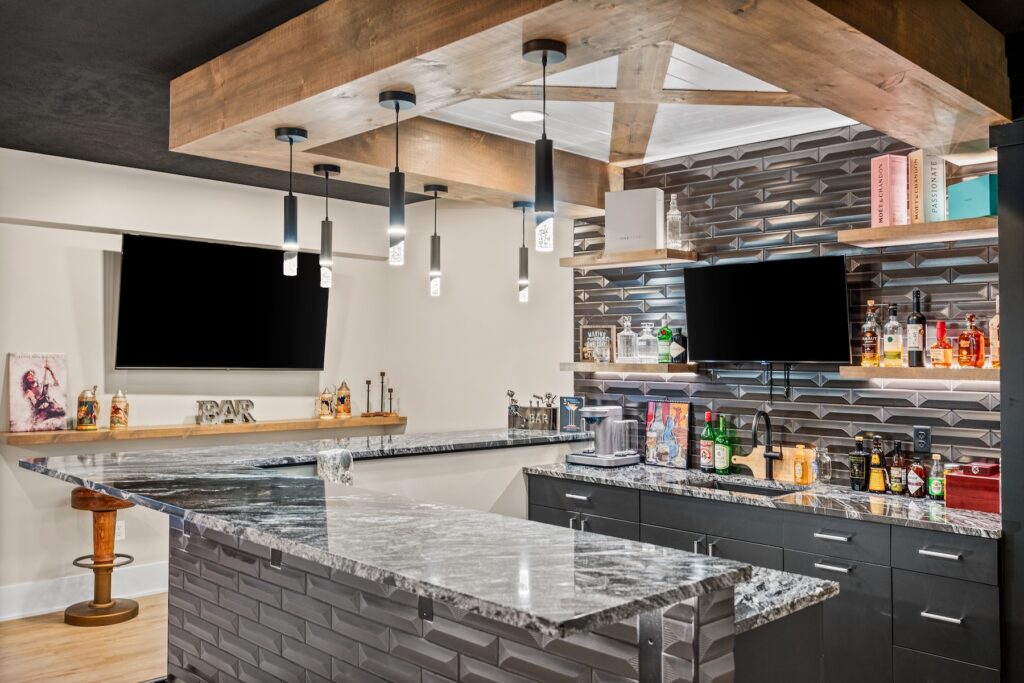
[685,480,795,498]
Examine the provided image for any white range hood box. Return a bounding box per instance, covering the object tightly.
[603,187,665,253]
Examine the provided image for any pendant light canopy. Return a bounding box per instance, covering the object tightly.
[379,90,416,266]
[314,163,340,289]
[275,126,308,276]
[513,200,533,303]
[523,39,565,253]
[424,184,448,297]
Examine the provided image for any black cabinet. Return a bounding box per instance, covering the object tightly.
[527,504,639,541]
[641,491,783,546]
[891,526,998,585]
[527,475,639,521]
[640,523,705,554]
[892,646,999,683]
[708,535,784,570]
[784,549,892,683]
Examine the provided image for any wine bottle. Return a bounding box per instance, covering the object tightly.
[906,289,926,367]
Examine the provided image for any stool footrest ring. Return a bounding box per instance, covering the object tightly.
[72,552,134,570]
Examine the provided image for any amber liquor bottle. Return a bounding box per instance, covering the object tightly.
[957,314,986,368]
[860,300,881,367]
[906,289,926,368]
[867,435,888,493]
[888,441,906,495]
[929,321,954,368]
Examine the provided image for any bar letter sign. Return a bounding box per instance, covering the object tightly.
[196,399,256,424]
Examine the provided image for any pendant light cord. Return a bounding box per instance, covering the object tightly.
[433,191,438,236]
[521,207,526,247]
[288,139,294,196]
[541,52,548,140]
[324,169,330,220]
[394,104,400,172]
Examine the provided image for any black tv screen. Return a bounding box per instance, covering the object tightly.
[115,235,329,369]
[683,256,850,363]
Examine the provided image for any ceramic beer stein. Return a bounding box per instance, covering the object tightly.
[76,385,99,431]
[110,389,129,430]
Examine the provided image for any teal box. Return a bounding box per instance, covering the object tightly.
[948,174,998,220]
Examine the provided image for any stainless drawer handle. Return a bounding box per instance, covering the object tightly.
[918,548,962,562]
[579,517,587,531]
[813,562,852,574]
[692,539,702,554]
[813,532,851,543]
[707,540,717,557]
[568,517,575,529]
[564,493,590,501]
[921,611,964,626]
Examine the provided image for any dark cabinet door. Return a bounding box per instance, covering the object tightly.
[784,549,892,683]
[640,523,706,554]
[529,504,576,528]
[579,513,639,541]
[708,535,784,570]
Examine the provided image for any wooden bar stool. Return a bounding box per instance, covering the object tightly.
[65,486,138,626]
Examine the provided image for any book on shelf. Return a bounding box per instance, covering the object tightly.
[871,154,909,227]
[908,150,948,224]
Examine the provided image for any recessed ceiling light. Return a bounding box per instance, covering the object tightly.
[510,110,545,122]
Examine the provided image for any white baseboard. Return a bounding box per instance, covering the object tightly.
[0,560,168,621]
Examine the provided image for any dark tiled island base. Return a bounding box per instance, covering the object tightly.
[166,520,740,683]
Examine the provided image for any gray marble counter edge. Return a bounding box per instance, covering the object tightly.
[734,568,839,634]
[523,465,1002,539]
[20,459,751,638]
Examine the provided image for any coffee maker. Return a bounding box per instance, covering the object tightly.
[566,406,641,467]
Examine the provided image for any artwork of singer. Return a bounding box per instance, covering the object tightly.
[7,353,69,432]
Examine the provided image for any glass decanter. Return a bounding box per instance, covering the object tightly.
[665,193,684,249]
[617,316,639,362]
[637,323,659,363]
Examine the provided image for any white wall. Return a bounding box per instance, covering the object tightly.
[0,148,573,613]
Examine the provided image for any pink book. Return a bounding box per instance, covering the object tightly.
[871,154,909,227]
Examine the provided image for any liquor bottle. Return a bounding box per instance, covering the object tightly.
[867,435,888,493]
[929,321,954,368]
[883,304,904,367]
[990,295,1000,369]
[957,314,986,368]
[907,456,927,498]
[670,329,688,363]
[714,415,732,475]
[699,412,716,473]
[617,316,639,362]
[849,436,868,491]
[666,193,684,249]
[927,454,945,500]
[637,323,658,364]
[657,317,673,363]
[906,289,926,367]
[888,441,906,495]
[793,444,812,486]
[860,300,881,367]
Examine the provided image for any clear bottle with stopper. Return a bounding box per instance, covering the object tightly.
[637,323,658,363]
[665,194,684,249]
[616,316,639,362]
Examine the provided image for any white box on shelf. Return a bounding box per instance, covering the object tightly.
[603,187,665,252]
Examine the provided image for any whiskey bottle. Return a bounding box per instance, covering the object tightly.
[861,300,881,367]
[990,296,1000,368]
[883,304,904,368]
[888,441,906,495]
[699,412,716,473]
[867,435,888,493]
[957,313,986,368]
[906,289,926,368]
[929,321,954,368]
[849,436,868,491]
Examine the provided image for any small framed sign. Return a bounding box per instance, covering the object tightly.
[580,325,616,362]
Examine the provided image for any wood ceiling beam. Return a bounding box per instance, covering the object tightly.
[483,85,816,107]
[310,118,622,219]
[669,0,1010,155]
[608,43,674,166]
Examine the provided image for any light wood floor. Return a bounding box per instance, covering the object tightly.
[0,593,167,683]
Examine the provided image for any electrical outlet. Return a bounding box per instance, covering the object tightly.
[912,425,932,454]
[115,520,126,541]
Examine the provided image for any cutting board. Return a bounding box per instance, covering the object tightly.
[730,445,803,484]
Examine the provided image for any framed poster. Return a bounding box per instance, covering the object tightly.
[559,396,584,432]
[645,401,690,468]
[580,325,616,362]
[7,352,69,432]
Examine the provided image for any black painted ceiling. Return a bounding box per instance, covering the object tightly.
[0,0,423,205]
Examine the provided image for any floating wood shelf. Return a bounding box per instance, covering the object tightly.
[837,217,997,248]
[560,248,698,270]
[561,362,700,374]
[0,415,407,446]
[839,366,999,381]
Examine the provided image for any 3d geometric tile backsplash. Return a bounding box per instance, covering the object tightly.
[572,124,1000,470]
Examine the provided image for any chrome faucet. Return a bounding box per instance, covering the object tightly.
[751,410,782,480]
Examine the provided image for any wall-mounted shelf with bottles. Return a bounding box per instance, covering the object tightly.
[839,366,999,381]
[836,216,997,248]
[559,248,699,271]
[560,362,700,375]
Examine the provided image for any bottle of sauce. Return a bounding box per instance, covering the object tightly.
[957,314,986,368]
[929,321,954,368]
[907,456,927,498]
[849,436,868,491]
[867,435,888,493]
[793,444,812,485]
[888,441,906,495]
[927,454,945,500]
[714,415,732,475]
[699,412,716,473]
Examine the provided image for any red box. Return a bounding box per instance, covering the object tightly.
[945,471,1000,514]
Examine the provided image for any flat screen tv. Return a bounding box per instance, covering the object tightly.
[115,235,329,369]
[683,256,850,364]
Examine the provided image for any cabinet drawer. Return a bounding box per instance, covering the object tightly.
[578,513,639,541]
[528,504,575,528]
[528,476,639,521]
[891,526,998,585]
[893,646,999,683]
[783,511,890,565]
[784,549,891,683]
[641,524,705,554]
[641,492,783,546]
[708,535,784,570]
[892,568,1000,669]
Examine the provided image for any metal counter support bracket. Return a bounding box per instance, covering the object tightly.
[638,611,662,683]
[418,596,434,621]
[269,549,283,569]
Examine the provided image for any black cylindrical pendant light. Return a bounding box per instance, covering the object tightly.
[314,163,340,289]
[424,184,447,297]
[514,200,533,303]
[379,90,416,266]
[523,38,565,251]
[275,127,308,276]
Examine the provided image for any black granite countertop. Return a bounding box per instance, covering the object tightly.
[524,463,1002,539]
